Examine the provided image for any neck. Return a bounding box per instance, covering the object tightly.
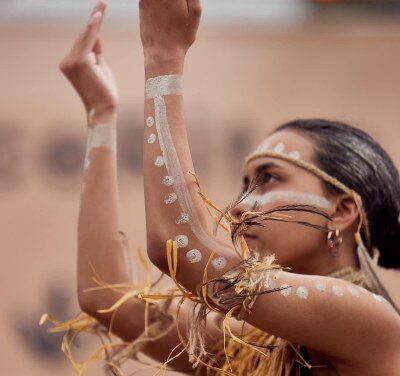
[291,234,359,276]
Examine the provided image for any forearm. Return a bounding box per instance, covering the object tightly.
[143,60,239,295]
[77,114,132,311]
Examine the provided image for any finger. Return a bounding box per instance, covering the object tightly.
[93,36,103,64]
[187,0,202,27]
[91,0,107,18]
[77,11,104,56]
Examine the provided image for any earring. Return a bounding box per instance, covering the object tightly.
[327,229,343,258]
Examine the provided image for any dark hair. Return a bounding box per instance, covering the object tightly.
[274,119,400,269]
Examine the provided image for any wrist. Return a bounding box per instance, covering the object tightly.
[87,108,117,127]
[144,51,185,77]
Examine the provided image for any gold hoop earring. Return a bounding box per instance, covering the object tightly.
[327,229,343,258]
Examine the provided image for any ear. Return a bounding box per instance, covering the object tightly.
[330,194,359,232]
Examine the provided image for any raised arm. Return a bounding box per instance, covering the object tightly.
[140,0,400,370]
[57,2,232,371]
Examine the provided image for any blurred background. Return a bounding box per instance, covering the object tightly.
[1,0,400,374]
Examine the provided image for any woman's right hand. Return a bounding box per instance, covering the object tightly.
[59,0,118,125]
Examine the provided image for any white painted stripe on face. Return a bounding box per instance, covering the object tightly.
[240,190,331,211]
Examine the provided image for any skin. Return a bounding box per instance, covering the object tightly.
[62,1,400,374]
[234,130,361,277]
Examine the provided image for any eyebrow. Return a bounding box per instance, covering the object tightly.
[242,162,282,186]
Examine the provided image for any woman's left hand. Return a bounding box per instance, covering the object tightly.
[139,0,202,70]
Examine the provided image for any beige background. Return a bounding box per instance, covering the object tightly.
[0,14,399,376]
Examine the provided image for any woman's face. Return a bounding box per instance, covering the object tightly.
[231,130,337,270]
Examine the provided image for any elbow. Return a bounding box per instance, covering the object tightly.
[78,286,100,317]
[147,235,169,272]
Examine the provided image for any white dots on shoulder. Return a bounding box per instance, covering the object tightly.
[279,284,292,297]
[315,280,326,292]
[332,285,345,297]
[296,286,309,300]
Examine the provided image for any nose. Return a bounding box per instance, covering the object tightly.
[230,200,251,221]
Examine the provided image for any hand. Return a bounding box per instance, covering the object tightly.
[139,0,202,69]
[59,0,118,124]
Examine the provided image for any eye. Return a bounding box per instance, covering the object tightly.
[260,172,279,187]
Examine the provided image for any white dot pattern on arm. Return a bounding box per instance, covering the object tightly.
[296,286,309,300]
[332,285,345,297]
[347,286,360,297]
[315,280,326,292]
[147,133,157,144]
[176,212,190,225]
[146,116,155,127]
[155,156,165,167]
[211,256,227,270]
[164,193,178,205]
[186,249,202,264]
[175,235,189,248]
[373,293,386,302]
[279,284,292,297]
[163,176,175,186]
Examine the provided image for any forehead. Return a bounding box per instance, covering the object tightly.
[245,130,316,175]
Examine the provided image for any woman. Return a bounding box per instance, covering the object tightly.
[51,0,400,374]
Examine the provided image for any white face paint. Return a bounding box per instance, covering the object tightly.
[175,235,189,248]
[164,193,178,205]
[296,286,309,300]
[274,143,285,153]
[245,142,302,164]
[147,133,157,144]
[211,256,227,270]
[315,280,327,292]
[279,284,292,297]
[332,285,345,297]
[186,249,202,264]
[241,190,331,211]
[84,124,116,171]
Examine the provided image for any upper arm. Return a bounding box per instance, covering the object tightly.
[245,271,400,363]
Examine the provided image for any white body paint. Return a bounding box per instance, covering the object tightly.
[279,284,292,297]
[146,116,155,127]
[176,213,190,225]
[147,133,157,144]
[296,286,309,299]
[347,286,360,297]
[175,235,189,248]
[84,123,116,171]
[315,280,327,292]
[211,257,228,270]
[163,176,175,186]
[186,249,202,264]
[373,293,385,302]
[241,190,331,211]
[146,75,230,268]
[332,285,345,297]
[164,193,178,205]
[155,156,165,167]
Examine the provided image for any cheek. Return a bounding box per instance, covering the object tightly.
[254,211,328,262]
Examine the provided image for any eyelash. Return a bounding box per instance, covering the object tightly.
[242,172,279,193]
